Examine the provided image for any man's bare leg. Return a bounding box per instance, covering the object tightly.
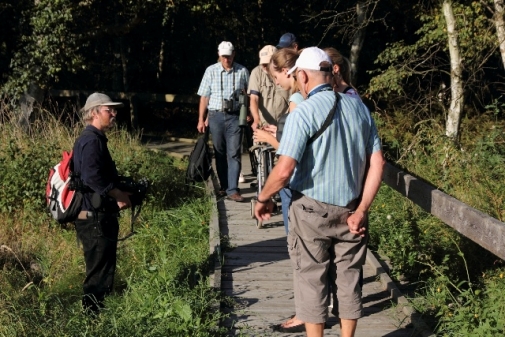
[305,322,324,337]
[340,318,357,337]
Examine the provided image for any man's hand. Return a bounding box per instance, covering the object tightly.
[198,96,209,133]
[109,188,132,210]
[251,119,260,131]
[253,129,275,144]
[262,124,277,136]
[254,199,274,221]
[197,120,206,133]
[347,209,366,237]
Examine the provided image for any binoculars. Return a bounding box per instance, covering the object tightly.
[238,93,248,127]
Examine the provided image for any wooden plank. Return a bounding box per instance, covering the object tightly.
[383,162,505,260]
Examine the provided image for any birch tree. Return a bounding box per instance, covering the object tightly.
[443,0,464,138]
[492,0,505,68]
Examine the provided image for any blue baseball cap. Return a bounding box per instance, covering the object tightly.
[276,33,297,49]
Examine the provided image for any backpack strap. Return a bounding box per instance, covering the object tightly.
[342,86,353,94]
[203,126,210,143]
[307,91,340,145]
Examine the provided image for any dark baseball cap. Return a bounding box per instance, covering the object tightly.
[276,33,297,49]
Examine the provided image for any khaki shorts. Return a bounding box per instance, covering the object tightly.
[287,191,367,323]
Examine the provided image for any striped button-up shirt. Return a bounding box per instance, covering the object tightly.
[277,89,382,206]
[197,62,249,111]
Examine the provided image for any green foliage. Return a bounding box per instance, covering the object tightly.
[2,0,85,97]
[367,0,500,121]
[412,252,505,336]
[375,111,505,221]
[485,95,505,119]
[0,139,54,213]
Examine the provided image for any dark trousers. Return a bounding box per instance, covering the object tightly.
[75,214,119,312]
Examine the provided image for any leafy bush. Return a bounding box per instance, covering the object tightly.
[411,252,505,336]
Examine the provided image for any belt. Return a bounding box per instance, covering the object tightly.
[77,210,119,220]
[209,109,239,115]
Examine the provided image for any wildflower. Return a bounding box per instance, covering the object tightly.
[500,273,503,279]
[437,287,441,292]
[386,214,392,220]
[474,314,479,318]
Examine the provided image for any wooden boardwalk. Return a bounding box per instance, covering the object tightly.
[145,137,431,337]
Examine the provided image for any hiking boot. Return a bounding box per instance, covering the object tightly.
[227,193,245,202]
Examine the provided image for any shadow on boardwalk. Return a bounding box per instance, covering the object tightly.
[147,138,432,337]
[215,168,420,337]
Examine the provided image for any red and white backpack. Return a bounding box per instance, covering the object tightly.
[46,151,83,224]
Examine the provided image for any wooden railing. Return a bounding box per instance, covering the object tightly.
[49,90,505,261]
[49,89,199,128]
[383,162,505,260]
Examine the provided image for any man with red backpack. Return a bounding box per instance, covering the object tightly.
[72,92,132,314]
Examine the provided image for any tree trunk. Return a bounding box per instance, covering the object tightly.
[157,5,172,82]
[493,0,505,69]
[443,0,464,139]
[120,35,129,92]
[350,1,366,85]
[19,82,44,132]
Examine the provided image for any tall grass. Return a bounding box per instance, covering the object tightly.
[0,103,227,336]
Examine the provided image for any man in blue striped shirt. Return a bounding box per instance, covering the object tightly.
[254,47,385,337]
[197,41,249,202]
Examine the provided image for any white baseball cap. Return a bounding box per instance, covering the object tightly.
[218,41,234,56]
[287,47,332,75]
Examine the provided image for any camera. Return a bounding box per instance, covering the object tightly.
[222,98,234,112]
[117,176,149,207]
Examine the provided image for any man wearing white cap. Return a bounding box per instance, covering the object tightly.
[197,41,249,202]
[73,92,132,314]
[254,47,384,337]
[247,45,289,130]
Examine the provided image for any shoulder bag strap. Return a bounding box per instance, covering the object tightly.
[307,92,340,145]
